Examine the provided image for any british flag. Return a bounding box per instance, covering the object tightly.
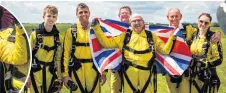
[89,18,192,76]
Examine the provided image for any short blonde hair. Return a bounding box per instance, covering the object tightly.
[43,5,58,16]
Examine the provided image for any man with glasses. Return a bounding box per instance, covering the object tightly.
[110,6,132,93]
[165,8,221,93]
[92,13,176,93]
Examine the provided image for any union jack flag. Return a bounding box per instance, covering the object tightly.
[89,18,192,76]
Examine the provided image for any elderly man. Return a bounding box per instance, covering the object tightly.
[92,13,176,93]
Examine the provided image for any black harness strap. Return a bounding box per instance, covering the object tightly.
[121,29,156,93]
[189,30,220,93]
[68,24,99,93]
[30,24,60,93]
[0,62,6,93]
[30,71,39,93]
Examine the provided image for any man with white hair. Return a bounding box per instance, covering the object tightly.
[92,13,176,93]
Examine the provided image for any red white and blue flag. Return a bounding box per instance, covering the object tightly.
[89,18,192,76]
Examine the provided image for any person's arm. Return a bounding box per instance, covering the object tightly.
[207,42,223,67]
[92,22,125,49]
[185,25,197,41]
[62,28,72,77]
[55,35,64,79]
[0,25,27,65]
[152,33,176,54]
[30,31,36,50]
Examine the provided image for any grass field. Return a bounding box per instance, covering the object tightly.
[23,23,226,93]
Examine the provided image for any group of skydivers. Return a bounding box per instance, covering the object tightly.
[0,2,223,93]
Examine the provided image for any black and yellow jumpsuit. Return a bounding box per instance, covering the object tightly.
[62,22,101,93]
[189,30,222,93]
[0,25,28,92]
[165,24,197,93]
[30,23,63,93]
[92,23,176,93]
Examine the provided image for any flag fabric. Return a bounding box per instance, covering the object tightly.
[89,19,129,73]
[149,25,192,75]
[89,18,192,76]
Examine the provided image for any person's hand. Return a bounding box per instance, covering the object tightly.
[63,76,77,91]
[91,18,100,27]
[211,32,221,43]
[26,78,31,88]
[63,76,72,88]
[100,74,106,85]
[51,79,63,92]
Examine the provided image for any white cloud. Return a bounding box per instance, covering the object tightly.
[1,1,223,24]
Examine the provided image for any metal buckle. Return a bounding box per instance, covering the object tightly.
[69,58,74,67]
[150,41,155,52]
[5,71,12,80]
[37,34,43,49]
[72,28,77,37]
[72,45,76,49]
[32,59,38,68]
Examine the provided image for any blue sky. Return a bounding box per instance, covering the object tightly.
[1,1,224,24]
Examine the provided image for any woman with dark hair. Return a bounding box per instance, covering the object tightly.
[189,13,223,93]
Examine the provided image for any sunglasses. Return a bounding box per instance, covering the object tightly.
[199,20,210,25]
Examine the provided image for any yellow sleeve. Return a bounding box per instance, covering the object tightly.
[186,25,197,41]
[12,78,24,90]
[207,42,223,67]
[92,24,125,49]
[152,33,176,54]
[29,31,36,50]
[62,28,72,77]
[55,34,64,79]
[0,25,27,65]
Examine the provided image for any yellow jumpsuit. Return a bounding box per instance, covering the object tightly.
[189,32,222,93]
[0,25,28,92]
[111,70,121,93]
[63,22,100,93]
[93,24,175,93]
[165,24,197,93]
[30,24,63,93]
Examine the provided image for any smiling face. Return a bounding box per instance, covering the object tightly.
[198,15,211,31]
[119,8,131,23]
[76,7,90,23]
[43,5,58,27]
[43,12,57,27]
[130,15,144,33]
[167,8,182,27]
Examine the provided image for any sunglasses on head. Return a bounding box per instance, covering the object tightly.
[199,20,210,25]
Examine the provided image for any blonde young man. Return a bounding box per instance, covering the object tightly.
[62,3,106,93]
[29,5,63,93]
[165,8,221,93]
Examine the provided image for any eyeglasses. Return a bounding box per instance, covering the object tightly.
[120,12,130,15]
[199,20,210,25]
[131,19,143,23]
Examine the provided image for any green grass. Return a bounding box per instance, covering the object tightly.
[23,23,226,93]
